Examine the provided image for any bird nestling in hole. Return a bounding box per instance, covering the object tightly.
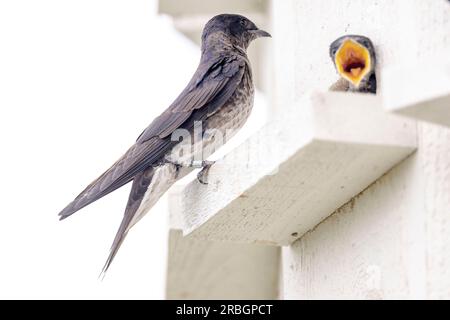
[329,35,377,94]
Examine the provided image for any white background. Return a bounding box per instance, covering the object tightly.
[0,0,266,299]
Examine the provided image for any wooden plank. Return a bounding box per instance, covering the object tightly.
[166,188,280,300]
[174,92,417,245]
[383,56,450,127]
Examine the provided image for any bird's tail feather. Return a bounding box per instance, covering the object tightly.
[100,167,155,277]
[99,162,188,276]
[100,163,188,278]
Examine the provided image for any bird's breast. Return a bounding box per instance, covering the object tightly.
[205,70,254,135]
[165,69,254,165]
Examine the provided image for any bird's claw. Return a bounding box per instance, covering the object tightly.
[196,160,215,185]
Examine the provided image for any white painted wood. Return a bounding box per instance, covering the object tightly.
[158,0,267,17]
[166,230,280,300]
[283,122,450,299]
[272,0,450,300]
[174,92,416,246]
[162,0,450,300]
[383,55,450,127]
[283,154,427,299]
[166,187,280,300]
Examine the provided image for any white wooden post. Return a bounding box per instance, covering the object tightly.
[161,0,450,299]
[166,186,280,300]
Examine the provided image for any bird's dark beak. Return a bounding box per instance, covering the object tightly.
[334,39,371,87]
[250,29,272,38]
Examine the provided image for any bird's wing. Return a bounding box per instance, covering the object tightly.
[58,54,246,220]
[58,140,169,219]
[136,54,246,142]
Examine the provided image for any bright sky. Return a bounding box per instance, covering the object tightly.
[0,0,266,299]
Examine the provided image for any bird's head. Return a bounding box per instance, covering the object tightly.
[329,35,376,88]
[201,14,271,52]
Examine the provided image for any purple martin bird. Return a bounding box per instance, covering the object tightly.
[329,35,377,94]
[58,14,271,274]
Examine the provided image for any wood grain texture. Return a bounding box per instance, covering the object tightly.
[283,155,427,299]
[172,92,416,245]
[421,123,450,298]
[283,123,450,299]
[166,230,280,299]
[166,188,280,300]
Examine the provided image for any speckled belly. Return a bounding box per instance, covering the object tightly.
[205,71,254,135]
[166,69,254,164]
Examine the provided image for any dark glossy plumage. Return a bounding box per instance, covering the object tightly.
[58,14,270,273]
[58,54,246,220]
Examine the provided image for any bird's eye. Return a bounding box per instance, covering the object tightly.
[240,19,248,28]
[331,48,337,55]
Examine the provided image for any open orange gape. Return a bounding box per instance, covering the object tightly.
[335,39,371,87]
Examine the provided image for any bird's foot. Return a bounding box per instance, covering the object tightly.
[165,158,215,184]
[196,160,215,185]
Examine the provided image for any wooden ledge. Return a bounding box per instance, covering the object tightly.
[172,92,417,246]
[383,55,450,127]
